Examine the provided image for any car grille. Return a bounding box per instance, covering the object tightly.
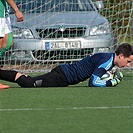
[32,48,93,61]
[36,27,86,39]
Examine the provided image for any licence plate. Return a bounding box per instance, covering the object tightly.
[45,41,81,50]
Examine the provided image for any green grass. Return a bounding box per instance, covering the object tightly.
[0,70,133,133]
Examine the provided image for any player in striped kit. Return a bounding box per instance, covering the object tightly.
[0,0,23,89]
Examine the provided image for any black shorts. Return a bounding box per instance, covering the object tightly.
[32,66,69,87]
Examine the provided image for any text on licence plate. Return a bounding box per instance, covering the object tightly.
[50,41,81,50]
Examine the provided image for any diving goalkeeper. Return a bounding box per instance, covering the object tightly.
[0,43,133,89]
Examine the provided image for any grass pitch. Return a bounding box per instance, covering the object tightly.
[0,70,133,133]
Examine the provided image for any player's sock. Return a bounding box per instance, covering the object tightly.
[0,69,18,82]
[6,32,13,50]
[0,48,5,67]
[0,47,6,58]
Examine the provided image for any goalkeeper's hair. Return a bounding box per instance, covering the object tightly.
[115,43,133,57]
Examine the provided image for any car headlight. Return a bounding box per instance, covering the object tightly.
[89,22,111,35]
[12,27,34,38]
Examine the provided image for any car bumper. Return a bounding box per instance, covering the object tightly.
[11,34,116,62]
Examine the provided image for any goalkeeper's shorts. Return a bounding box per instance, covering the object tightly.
[36,66,69,87]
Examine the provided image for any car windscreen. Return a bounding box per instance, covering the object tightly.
[10,0,95,13]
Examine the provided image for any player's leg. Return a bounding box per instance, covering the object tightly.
[0,66,69,88]
[0,32,13,57]
[0,18,10,89]
[0,69,32,87]
[0,17,13,57]
[2,17,13,49]
[0,37,3,51]
[14,66,68,87]
[15,66,68,87]
[0,18,5,48]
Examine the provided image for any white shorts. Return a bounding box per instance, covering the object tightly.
[0,17,12,37]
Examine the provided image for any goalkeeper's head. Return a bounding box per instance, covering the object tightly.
[114,43,133,68]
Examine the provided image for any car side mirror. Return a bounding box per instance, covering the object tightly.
[95,1,104,10]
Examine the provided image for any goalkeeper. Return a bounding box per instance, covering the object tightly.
[0,43,133,89]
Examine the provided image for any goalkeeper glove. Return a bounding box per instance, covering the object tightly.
[110,78,121,86]
[110,68,123,86]
[114,68,123,81]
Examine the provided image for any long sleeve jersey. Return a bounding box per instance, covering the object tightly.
[61,52,115,87]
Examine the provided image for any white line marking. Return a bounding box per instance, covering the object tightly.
[0,106,132,112]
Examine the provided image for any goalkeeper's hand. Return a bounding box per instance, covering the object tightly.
[114,68,123,80]
[110,68,123,86]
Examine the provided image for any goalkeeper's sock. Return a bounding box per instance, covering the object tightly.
[0,69,18,82]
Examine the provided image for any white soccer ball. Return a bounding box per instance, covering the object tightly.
[101,71,114,81]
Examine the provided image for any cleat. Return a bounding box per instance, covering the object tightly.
[0,84,10,90]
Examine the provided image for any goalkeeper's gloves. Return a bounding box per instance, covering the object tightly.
[114,68,123,81]
[110,78,121,86]
[110,69,123,86]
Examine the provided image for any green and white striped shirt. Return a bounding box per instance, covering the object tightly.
[0,0,9,18]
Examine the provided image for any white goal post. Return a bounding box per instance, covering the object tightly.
[2,0,133,72]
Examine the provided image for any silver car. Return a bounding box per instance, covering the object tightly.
[9,0,117,62]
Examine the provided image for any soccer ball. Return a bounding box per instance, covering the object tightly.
[101,71,114,81]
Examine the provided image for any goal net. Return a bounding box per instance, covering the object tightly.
[2,0,133,72]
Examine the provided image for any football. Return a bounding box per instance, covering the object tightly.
[101,71,114,81]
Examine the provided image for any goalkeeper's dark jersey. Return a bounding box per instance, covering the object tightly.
[61,53,115,87]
